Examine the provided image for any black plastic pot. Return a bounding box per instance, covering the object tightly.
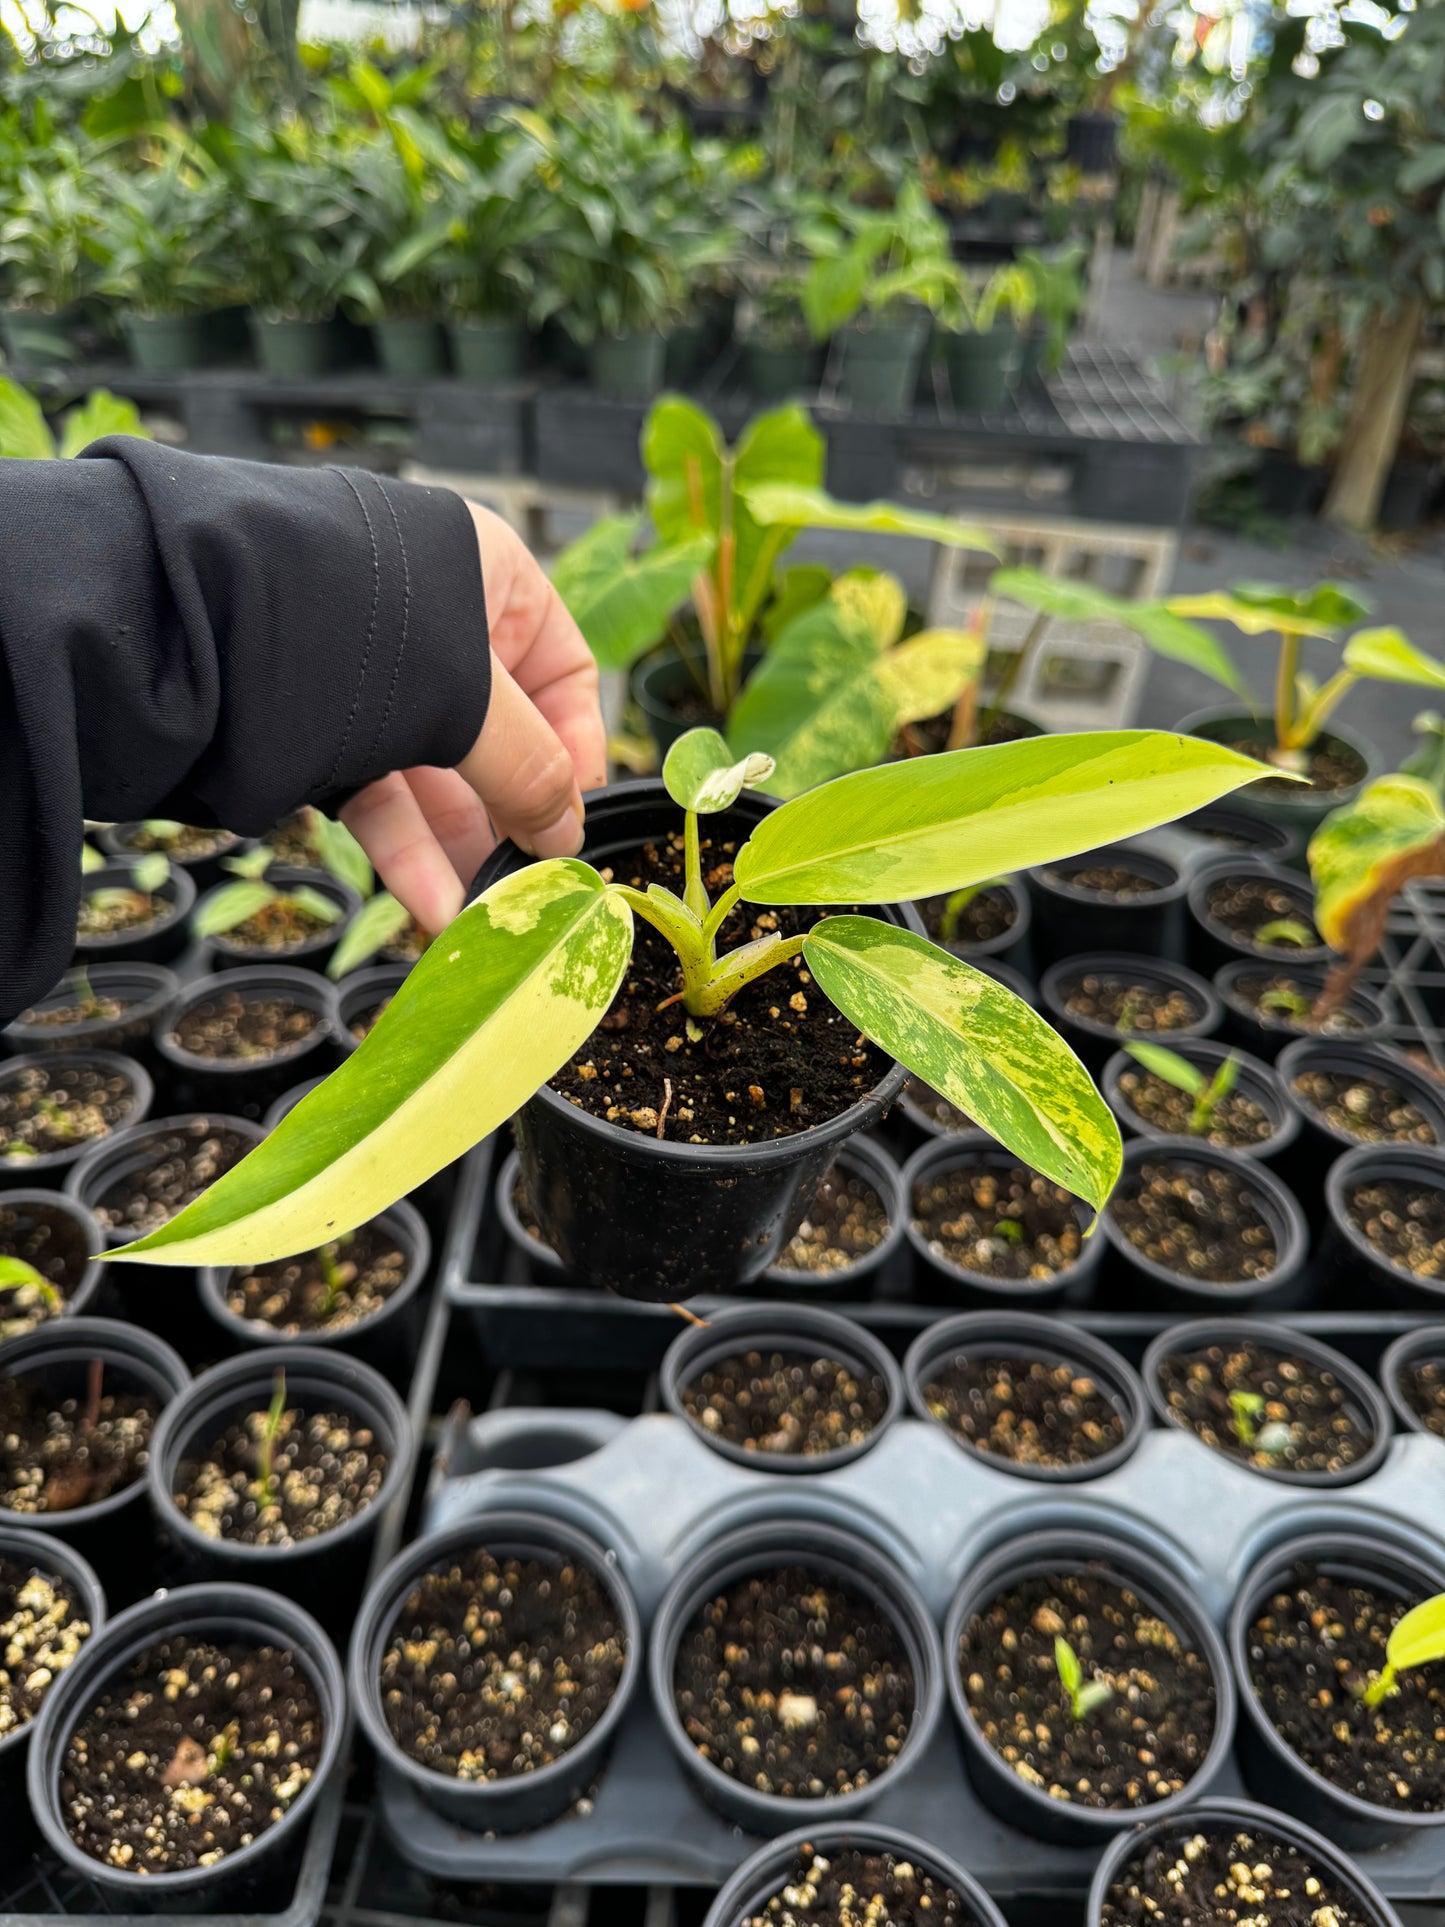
[944,1527,1236,1844]
[121,311,213,374]
[27,1580,346,1900]
[944,327,1017,412]
[1179,707,1379,833]
[0,1521,106,1823]
[1229,1527,1445,1846]
[97,820,241,892]
[1215,959,1390,1061]
[1322,1142,1445,1311]
[372,316,448,377]
[1277,1041,1445,1201]
[74,859,196,967]
[0,1316,190,1599]
[450,316,526,383]
[650,1513,943,1832]
[1101,1039,1298,1164]
[1381,1320,1445,1433]
[152,966,340,1120]
[476,780,919,1302]
[760,1133,907,1296]
[335,963,411,1054]
[742,337,818,401]
[1101,1137,1308,1313]
[1253,451,1328,521]
[2,963,178,1063]
[1028,842,1187,969]
[836,314,930,413]
[249,313,339,377]
[1085,1798,1405,1927]
[1185,856,1329,978]
[197,866,362,974]
[902,1310,1147,1483]
[0,1189,105,1329]
[630,648,765,759]
[196,1197,430,1376]
[1142,1316,1392,1487]
[912,874,1032,972]
[146,1347,411,1634]
[0,1050,154,1190]
[1039,955,1223,1073]
[351,1510,644,1831]
[1176,802,1301,865]
[702,1820,1010,1927]
[587,330,666,399]
[661,1303,904,1472]
[903,1133,1105,1309]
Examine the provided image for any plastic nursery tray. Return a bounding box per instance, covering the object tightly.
[377,1396,1445,1899]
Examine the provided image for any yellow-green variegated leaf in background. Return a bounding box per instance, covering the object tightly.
[108,859,633,1267]
[804,918,1121,1214]
[1308,774,1445,961]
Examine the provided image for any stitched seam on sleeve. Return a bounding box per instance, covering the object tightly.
[358,474,413,768]
[324,469,382,790]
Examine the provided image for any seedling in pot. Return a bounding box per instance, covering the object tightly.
[1259,983,1313,1021]
[80,854,170,933]
[1054,1634,1113,1721]
[194,879,341,943]
[100,725,1277,1273]
[1125,1043,1240,1137]
[0,1254,64,1324]
[938,879,1008,943]
[312,1236,357,1320]
[1227,1389,1292,1457]
[1253,917,1317,949]
[1361,1591,1445,1708]
[255,1370,288,1514]
[326,891,414,979]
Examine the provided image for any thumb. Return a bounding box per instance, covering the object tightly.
[457,654,585,861]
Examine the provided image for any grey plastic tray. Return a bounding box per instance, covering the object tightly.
[375,1399,1445,1897]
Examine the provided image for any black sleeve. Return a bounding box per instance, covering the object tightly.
[0,437,490,1022]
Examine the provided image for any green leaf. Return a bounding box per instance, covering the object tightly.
[287,885,343,925]
[0,1256,47,1289]
[804,917,1122,1215]
[109,859,633,1267]
[875,629,985,726]
[57,389,146,459]
[0,375,55,460]
[310,813,374,898]
[1384,1592,1445,1676]
[551,514,714,672]
[194,880,278,938]
[1399,145,1445,194]
[762,566,833,641]
[991,568,1247,698]
[1167,581,1370,638]
[1054,1635,1082,1697]
[734,731,1278,905]
[224,845,276,881]
[80,842,105,874]
[662,729,775,814]
[741,483,999,557]
[1124,1041,1207,1097]
[1075,1679,1115,1719]
[326,891,413,978]
[131,853,169,894]
[1308,774,1445,959]
[141,819,185,838]
[1342,627,1445,690]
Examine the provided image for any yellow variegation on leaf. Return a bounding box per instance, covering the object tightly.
[1307,775,1445,1015]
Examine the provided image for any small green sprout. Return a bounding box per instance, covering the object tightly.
[208,1722,239,1775]
[1259,984,1313,1020]
[1125,1042,1240,1136]
[938,878,1007,943]
[0,1256,63,1316]
[1116,989,1149,1034]
[993,1217,1025,1245]
[1362,1592,1445,1708]
[1055,1635,1113,1722]
[1254,918,1317,949]
[255,1371,288,1512]
[313,1234,357,1319]
[80,841,106,873]
[1229,1388,1292,1456]
[195,880,341,941]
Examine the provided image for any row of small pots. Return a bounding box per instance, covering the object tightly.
[74,858,361,971]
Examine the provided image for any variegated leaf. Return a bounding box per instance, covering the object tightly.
[1341,627,1445,691]
[1308,774,1445,961]
[662,728,775,814]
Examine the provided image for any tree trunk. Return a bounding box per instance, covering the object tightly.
[1323,296,1423,530]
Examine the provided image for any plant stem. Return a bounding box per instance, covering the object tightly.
[683,812,709,921]
[257,1370,287,1512]
[1273,630,1298,759]
[979,607,1047,742]
[1363,1665,1397,1709]
[701,881,741,953]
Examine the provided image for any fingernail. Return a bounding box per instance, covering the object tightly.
[527,808,585,860]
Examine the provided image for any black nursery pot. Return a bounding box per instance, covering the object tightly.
[1175,803,1301,866]
[1323,1143,1445,1311]
[74,860,196,967]
[27,1580,346,1903]
[760,1134,908,1297]
[152,966,340,1120]
[1142,1316,1392,1488]
[1185,855,1329,979]
[1085,1797,1405,1927]
[350,1511,644,1832]
[912,874,1033,974]
[943,1527,1236,1845]
[198,866,362,974]
[702,1820,1010,1927]
[197,1198,430,1376]
[660,1302,904,1473]
[0,1051,154,1190]
[0,1522,106,1820]
[649,1514,943,1833]
[903,1133,1105,1310]
[0,1316,190,1600]
[0,1189,105,1330]
[2,964,178,1063]
[1215,959,1390,1062]
[1039,955,1222,1073]
[1228,1527,1445,1847]
[475,780,918,1302]
[145,1347,411,1637]
[494,1146,568,1284]
[1027,842,1187,969]
[1101,1138,1308,1313]
[903,1310,1147,1483]
[98,820,242,892]
[1102,1039,1298,1165]
[1381,1320,1445,1435]
[335,964,411,1054]
[1277,1042,1445,1202]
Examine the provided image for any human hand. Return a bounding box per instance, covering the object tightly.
[340,502,606,933]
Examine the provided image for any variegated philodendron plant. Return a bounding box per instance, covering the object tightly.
[105,727,1278,1272]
